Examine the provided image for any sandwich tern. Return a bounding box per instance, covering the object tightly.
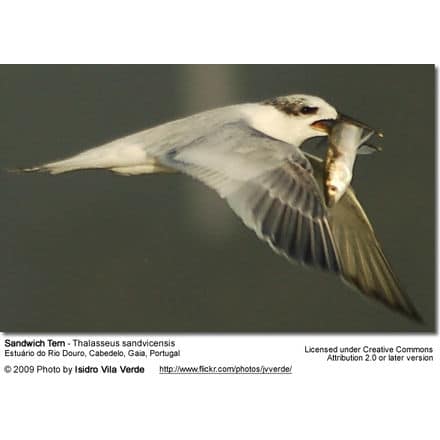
[18,94,421,321]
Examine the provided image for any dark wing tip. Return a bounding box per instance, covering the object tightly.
[343,273,424,323]
[330,200,424,323]
[334,229,424,323]
[392,299,424,323]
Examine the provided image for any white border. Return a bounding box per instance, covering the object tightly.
[1,1,438,439]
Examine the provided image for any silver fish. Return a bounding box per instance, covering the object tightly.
[324,120,381,207]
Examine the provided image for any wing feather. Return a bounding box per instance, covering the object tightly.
[162,120,342,274]
[225,158,341,273]
[158,118,420,320]
[307,154,421,321]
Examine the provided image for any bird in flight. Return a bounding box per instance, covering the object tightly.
[19,94,421,321]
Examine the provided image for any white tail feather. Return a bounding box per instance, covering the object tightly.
[19,137,168,175]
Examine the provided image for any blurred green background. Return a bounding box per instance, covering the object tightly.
[0,65,435,332]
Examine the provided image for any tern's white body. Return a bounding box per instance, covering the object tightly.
[33,96,337,180]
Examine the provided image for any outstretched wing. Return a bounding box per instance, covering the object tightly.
[161,120,341,274]
[164,120,420,320]
[225,157,340,273]
[306,154,421,321]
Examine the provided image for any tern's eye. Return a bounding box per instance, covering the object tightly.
[300,106,318,115]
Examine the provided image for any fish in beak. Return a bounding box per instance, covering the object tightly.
[312,113,384,138]
[322,115,384,207]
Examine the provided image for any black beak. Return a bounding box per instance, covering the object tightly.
[338,113,384,138]
[311,114,384,138]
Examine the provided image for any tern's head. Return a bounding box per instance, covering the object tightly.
[264,95,338,144]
